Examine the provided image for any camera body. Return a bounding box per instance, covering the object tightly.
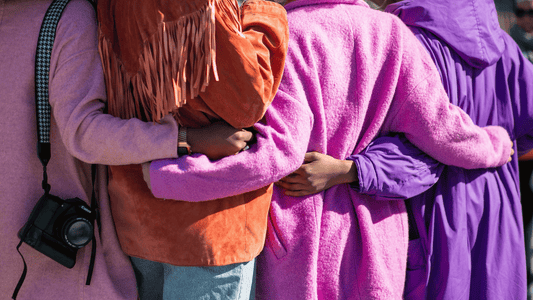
[18,193,95,268]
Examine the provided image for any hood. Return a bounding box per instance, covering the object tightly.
[386,0,505,68]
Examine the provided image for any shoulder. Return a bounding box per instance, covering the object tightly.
[59,0,97,33]
[242,0,287,16]
[55,0,98,47]
[286,3,406,41]
[51,0,100,72]
[499,31,533,70]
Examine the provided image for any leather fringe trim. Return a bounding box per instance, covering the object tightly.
[99,0,241,121]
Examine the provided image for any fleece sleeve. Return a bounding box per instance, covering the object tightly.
[384,23,512,169]
[149,40,314,201]
[198,0,289,128]
[348,134,443,200]
[48,1,179,165]
[149,88,312,201]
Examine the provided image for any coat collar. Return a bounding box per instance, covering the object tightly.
[285,0,369,12]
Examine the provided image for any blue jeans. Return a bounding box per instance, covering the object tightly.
[130,257,256,300]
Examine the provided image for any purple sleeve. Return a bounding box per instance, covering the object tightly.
[348,134,443,200]
[507,36,533,155]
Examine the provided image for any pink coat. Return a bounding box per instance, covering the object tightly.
[148,0,512,298]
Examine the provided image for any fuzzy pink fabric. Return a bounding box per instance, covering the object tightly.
[149,0,512,299]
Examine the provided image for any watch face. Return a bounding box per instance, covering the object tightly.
[178,127,190,156]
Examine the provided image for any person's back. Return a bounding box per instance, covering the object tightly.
[383,0,533,298]
[97,0,290,298]
[255,3,415,298]
[0,1,135,298]
[0,0,180,298]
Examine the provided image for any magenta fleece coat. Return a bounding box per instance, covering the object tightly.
[148,0,512,298]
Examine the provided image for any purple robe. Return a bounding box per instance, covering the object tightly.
[350,0,533,298]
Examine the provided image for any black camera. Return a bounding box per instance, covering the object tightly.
[18,193,95,268]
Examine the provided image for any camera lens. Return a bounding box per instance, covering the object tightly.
[62,218,93,248]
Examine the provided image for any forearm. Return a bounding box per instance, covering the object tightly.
[61,110,179,165]
[332,159,358,186]
[348,134,442,200]
[51,81,179,165]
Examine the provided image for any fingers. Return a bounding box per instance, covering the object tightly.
[283,189,314,197]
[229,129,253,153]
[238,129,253,142]
[277,175,303,185]
[275,180,314,197]
[275,180,308,191]
[304,151,321,163]
[141,162,152,192]
[277,169,307,184]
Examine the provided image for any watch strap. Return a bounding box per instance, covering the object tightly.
[178,127,191,156]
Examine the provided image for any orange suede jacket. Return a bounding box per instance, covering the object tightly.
[97,0,288,266]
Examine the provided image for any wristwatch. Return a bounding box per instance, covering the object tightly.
[178,126,192,156]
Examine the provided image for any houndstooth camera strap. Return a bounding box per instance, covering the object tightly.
[35,0,70,168]
[35,0,71,196]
